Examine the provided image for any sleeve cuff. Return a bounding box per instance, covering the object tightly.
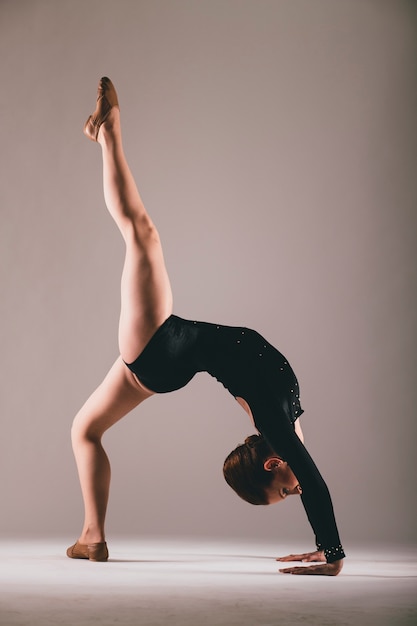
[324,544,346,563]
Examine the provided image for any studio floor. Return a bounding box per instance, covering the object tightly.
[0,538,416,626]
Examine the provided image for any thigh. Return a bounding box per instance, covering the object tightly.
[72,357,153,441]
[118,230,173,364]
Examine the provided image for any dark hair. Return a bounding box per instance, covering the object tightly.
[223,434,276,505]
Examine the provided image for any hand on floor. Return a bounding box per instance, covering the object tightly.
[279,559,343,576]
[276,550,325,563]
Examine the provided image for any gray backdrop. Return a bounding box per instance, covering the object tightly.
[1,0,416,549]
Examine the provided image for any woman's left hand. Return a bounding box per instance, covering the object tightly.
[279,559,343,576]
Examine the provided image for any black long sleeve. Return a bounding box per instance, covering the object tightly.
[251,399,345,563]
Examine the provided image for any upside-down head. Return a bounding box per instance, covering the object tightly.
[223,434,302,505]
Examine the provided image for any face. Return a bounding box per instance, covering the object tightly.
[263,457,302,504]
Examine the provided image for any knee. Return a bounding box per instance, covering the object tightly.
[70,411,103,446]
[126,215,161,249]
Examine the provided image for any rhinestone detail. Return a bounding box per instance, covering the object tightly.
[324,545,345,562]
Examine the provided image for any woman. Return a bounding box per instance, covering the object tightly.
[67,77,345,575]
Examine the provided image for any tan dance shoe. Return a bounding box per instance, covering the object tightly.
[66,540,109,561]
[83,76,119,141]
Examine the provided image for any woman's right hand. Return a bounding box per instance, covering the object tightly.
[276,550,325,563]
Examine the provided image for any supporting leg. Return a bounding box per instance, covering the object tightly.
[70,357,151,547]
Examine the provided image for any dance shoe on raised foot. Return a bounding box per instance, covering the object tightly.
[66,540,109,561]
[83,76,119,142]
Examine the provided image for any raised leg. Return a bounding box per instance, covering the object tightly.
[69,82,172,553]
[98,106,173,363]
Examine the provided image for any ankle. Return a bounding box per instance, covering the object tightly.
[97,109,121,145]
[79,527,105,545]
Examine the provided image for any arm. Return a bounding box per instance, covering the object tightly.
[236,396,305,444]
[251,399,345,575]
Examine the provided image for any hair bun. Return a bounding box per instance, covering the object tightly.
[244,434,263,448]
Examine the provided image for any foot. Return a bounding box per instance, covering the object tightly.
[66,540,109,562]
[83,76,119,142]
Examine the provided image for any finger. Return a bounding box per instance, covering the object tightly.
[301,555,325,563]
[276,554,306,562]
[279,567,314,575]
[288,567,317,575]
[279,567,305,574]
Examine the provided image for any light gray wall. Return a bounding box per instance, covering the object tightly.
[0,0,416,548]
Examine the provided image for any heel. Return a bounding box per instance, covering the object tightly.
[88,542,109,562]
[66,540,109,561]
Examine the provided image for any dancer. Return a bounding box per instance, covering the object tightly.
[67,77,345,575]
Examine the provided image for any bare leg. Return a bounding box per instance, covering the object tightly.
[98,108,173,362]
[70,95,172,549]
[71,357,151,546]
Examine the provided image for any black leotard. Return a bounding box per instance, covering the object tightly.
[125,314,345,563]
